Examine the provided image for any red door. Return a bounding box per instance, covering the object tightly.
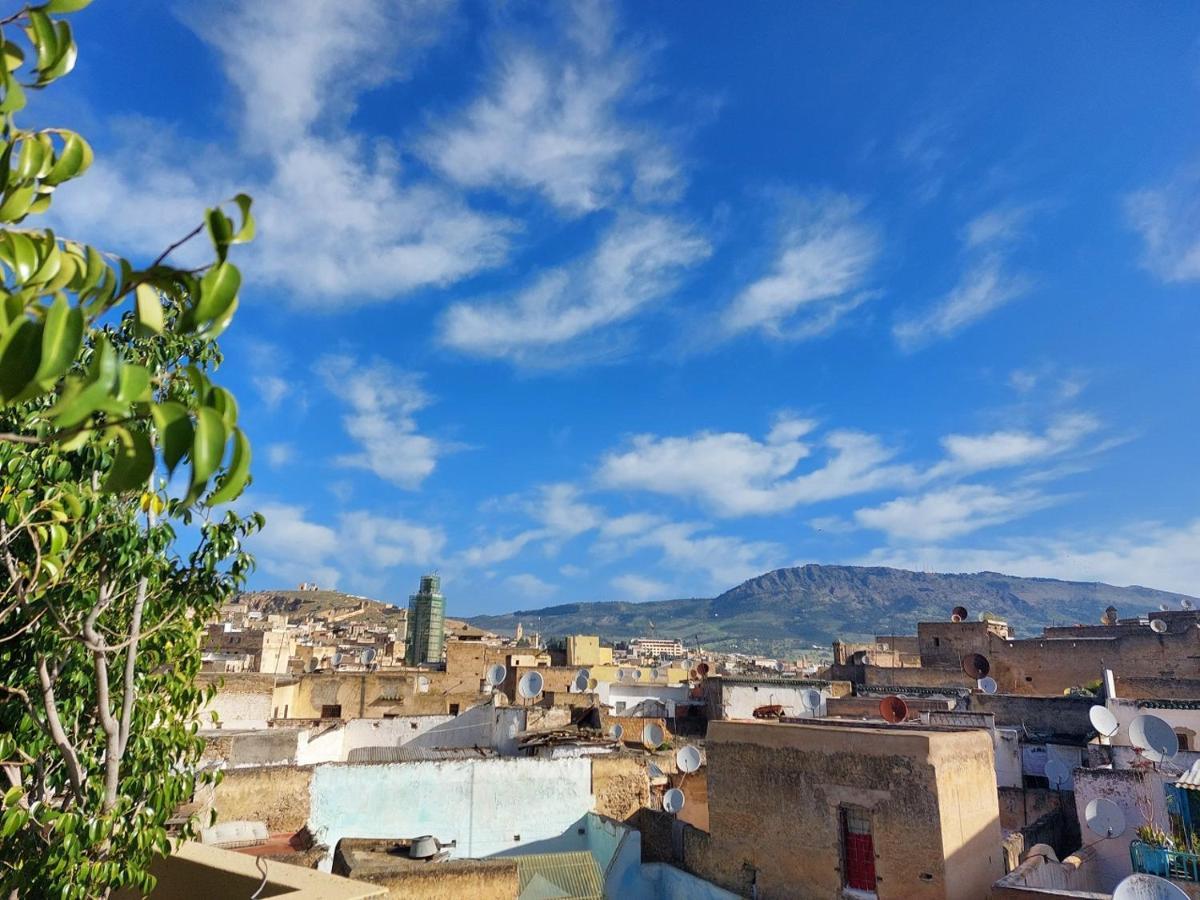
[842,806,877,891]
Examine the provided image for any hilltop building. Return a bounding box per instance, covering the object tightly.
[630,636,686,659]
[404,574,446,666]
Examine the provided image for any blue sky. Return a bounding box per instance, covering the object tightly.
[47,2,1200,614]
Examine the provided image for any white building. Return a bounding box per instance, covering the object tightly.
[629,637,686,659]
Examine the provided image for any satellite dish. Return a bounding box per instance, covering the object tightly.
[800,688,823,712]
[485,663,507,687]
[1112,874,1189,900]
[360,648,377,665]
[578,668,590,681]
[978,677,998,695]
[1130,714,1179,762]
[1159,603,1171,612]
[632,669,643,681]
[663,788,685,815]
[951,605,968,622]
[1045,758,1071,789]
[587,677,598,690]
[861,653,873,666]
[650,667,661,679]
[617,668,629,682]
[1085,797,1126,839]
[304,658,318,673]
[644,724,665,748]
[879,695,909,724]
[962,653,991,678]
[1089,705,1119,737]
[332,651,344,668]
[696,662,710,677]
[517,671,544,699]
[688,668,699,681]
[609,724,624,741]
[571,670,589,693]
[1150,619,1168,634]
[676,745,702,774]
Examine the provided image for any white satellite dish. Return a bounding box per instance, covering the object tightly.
[332,651,344,668]
[1130,714,1179,762]
[676,745,702,774]
[609,724,624,741]
[1089,705,1119,737]
[485,663,507,687]
[1159,603,1171,612]
[978,677,998,695]
[304,658,318,673]
[617,668,628,681]
[1045,758,1071,789]
[1085,797,1126,839]
[800,689,822,712]
[1150,619,1168,634]
[1112,874,1189,900]
[517,670,544,699]
[570,670,589,693]
[360,648,377,666]
[1183,599,1195,610]
[644,723,665,748]
[632,669,643,681]
[650,667,662,679]
[417,675,430,693]
[663,788,685,815]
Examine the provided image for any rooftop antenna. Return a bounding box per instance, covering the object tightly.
[961,653,990,679]
[517,670,544,704]
[359,648,377,668]
[1183,599,1195,611]
[1112,874,1189,900]
[332,651,344,668]
[1150,619,1168,634]
[1159,603,1171,612]
[800,688,823,716]
[1085,797,1126,840]
[1129,714,1179,764]
[879,695,909,724]
[662,788,685,815]
[978,677,998,695]
[1045,758,1071,790]
[485,663,507,687]
[951,605,968,623]
[1089,705,1119,739]
[676,745,702,774]
[570,669,589,693]
[608,723,624,743]
[644,723,665,749]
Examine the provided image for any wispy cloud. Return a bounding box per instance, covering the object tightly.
[854,484,1057,542]
[1125,170,1200,283]
[722,196,879,339]
[318,355,444,489]
[421,0,682,214]
[611,573,670,601]
[440,213,710,364]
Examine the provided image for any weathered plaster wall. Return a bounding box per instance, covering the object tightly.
[308,758,595,865]
[198,673,277,729]
[704,720,1001,900]
[1073,766,1167,890]
[212,765,313,833]
[591,755,650,822]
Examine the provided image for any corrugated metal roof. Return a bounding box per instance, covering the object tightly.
[1177,759,1200,790]
[514,851,604,900]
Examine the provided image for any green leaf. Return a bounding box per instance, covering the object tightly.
[208,427,251,505]
[0,184,36,221]
[31,292,81,383]
[205,207,233,260]
[25,10,59,72]
[151,402,191,475]
[5,231,37,281]
[194,262,240,325]
[231,194,255,244]
[45,0,94,11]
[189,407,226,494]
[43,132,93,185]
[205,386,238,429]
[102,429,153,493]
[0,318,41,401]
[15,136,48,182]
[0,70,25,114]
[116,363,151,403]
[134,283,164,335]
[2,40,24,72]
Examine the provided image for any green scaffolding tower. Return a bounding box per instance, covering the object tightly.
[405,574,446,665]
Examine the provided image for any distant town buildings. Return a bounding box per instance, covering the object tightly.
[629,636,686,659]
[404,574,446,666]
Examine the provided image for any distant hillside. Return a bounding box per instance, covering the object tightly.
[238,589,404,625]
[467,565,1197,655]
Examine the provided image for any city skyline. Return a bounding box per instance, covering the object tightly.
[50,2,1200,614]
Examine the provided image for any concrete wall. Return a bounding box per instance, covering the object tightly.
[308,758,595,866]
[596,681,690,717]
[1108,699,1200,752]
[991,845,1111,900]
[212,765,314,833]
[703,720,1002,900]
[1072,766,1168,890]
[966,693,1095,739]
[198,673,278,729]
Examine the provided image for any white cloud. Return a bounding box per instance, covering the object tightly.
[440,213,710,362]
[318,355,443,489]
[929,413,1100,479]
[625,520,783,588]
[598,420,909,517]
[859,519,1200,597]
[611,573,670,601]
[963,205,1030,249]
[854,484,1055,542]
[506,573,558,596]
[1125,173,1200,283]
[420,0,681,214]
[50,2,513,304]
[265,443,295,468]
[254,375,290,411]
[248,499,444,589]
[723,197,879,338]
[893,255,1030,351]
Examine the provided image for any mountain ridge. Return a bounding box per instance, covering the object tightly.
[466,564,1196,654]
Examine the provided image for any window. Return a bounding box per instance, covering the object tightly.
[1176,729,1193,752]
[449,703,460,715]
[840,806,877,893]
[320,704,342,719]
[933,637,940,647]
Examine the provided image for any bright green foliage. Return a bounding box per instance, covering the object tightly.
[0,3,263,897]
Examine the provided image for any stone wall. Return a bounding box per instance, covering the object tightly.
[591,756,650,822]
[965,693,1094,738]
[211,765,313,833]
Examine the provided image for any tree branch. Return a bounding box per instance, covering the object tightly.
[34,658,85,801]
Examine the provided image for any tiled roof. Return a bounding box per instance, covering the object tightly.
[713,676,831,687]
[1138,699,1200,710]
[856,685,970,698]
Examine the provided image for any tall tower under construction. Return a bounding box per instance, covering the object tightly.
[404,574,446,666]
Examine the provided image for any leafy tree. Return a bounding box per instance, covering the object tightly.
[0,3,260,896]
